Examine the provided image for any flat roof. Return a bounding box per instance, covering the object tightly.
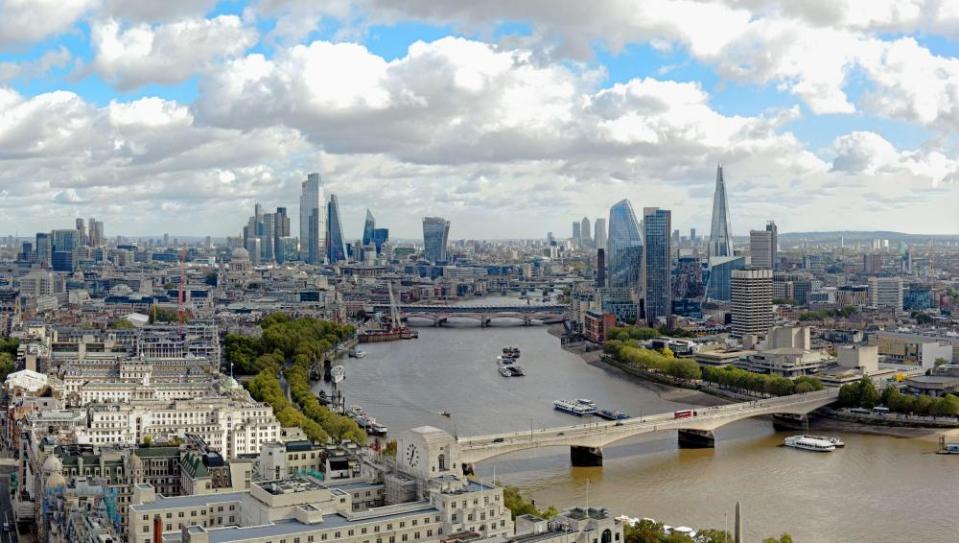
[131,491,246,512]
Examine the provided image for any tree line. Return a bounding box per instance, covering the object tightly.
[240,313,366,444]
[839,377,959,417]
[701,365,823,396]
[604,339,701,380]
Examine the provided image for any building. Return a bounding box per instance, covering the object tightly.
[583,310,616,343]
[422,217,451,263]
[870,331,959,367]
[606,199,643,291]
[708,164,733,258]
[868,277,904,313]
[730,269,773,338]
[643,208,671,326]
[594,218,607,250]
[837,285,869,308]
[362,210,376,247]
[580,217,591,246]
[571,221,581,243]
[595,249,606,288]
[327,194,347,263]
[749,221,777,269]
[300,173,326,264]
[705,256,746,302]
[837,345,879,373]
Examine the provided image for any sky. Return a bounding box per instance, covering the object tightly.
[0,0,958,240]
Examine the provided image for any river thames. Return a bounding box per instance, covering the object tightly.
[315,307,954,542]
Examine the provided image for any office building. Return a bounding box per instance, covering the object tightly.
[594,217,607,250]
[596,248,606,288]
[299,172,326,264]
[572,221,581,243]
[326,194,347,263]
[88,218,104,247]
[749,221,777,269]
[35,232,51,267]
[730,268,773,338]
[362,209,376,247]
[274,207,291,263]
[708,164,733,257]
[372,228,389,254]
[869,277,904,313]
[580,216,591,246]
[607,199,644,291]
[644,208,671,325]
[705,255,746,301]
[422,217,451,263]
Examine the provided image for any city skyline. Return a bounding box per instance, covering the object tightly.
[0,2,957,238]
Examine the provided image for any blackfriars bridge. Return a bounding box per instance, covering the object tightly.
[370,303,568,327]
[456,388,839,468]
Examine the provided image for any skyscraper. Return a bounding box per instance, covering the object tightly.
[731,268,773,338]
[87,218,104,248]
[749,221,777,269]
[572,221,581,243]
[580,217,591,246]
[607,199,644,290]
[709,164,733,258]
[299,173,326,264]
[326,194,347,263]
[423,217,451,263]
[594,218,607,250]
[644,208,672,325]
[274,207,291,262]
[362,210,376,247]
[596,248,606,288]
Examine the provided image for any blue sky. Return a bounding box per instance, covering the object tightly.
[0,0,956,237]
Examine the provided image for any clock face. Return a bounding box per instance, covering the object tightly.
[405,443,420,467]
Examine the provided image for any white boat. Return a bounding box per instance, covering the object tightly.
[804,434,845,448]
[554,399,596,415]
[499,366,513,377]
[784,435,835,452]
[348,349,367,358]
[575,398,596,408]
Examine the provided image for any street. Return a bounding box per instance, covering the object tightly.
[0,468,19,543]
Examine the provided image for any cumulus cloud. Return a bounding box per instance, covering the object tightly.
[100,0,222,22]
[831,131,959,186]
[90,16,258,90]
[0,0,95,50]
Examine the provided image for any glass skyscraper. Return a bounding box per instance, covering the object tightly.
[422,217,451,263]
[299,172,326,264]
[709,164,733,258]
[362,209,376,247]
[644,208,671,325]
[705,255,747,301]
[326,194,347,263]
[607,199,643,290]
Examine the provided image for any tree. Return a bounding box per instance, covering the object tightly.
[142,435,153,447]
[383,440,397,457]
[501,486,557,519]
[0,353,14,381]
[859,378,880,409]
[934,357,949,368]
[762,534,793,543]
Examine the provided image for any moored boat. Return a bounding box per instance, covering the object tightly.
[554,399,596,415]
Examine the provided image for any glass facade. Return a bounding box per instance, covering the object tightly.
[644,208,671,325]
[326,194,347,263]
[705,256,747,301]
[422,217,450,263]
[709,164,733,258]
[607,199,643,290]
[362,209,376,247]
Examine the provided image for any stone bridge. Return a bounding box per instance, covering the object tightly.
[456,388,839,468]
[371,304,568,327]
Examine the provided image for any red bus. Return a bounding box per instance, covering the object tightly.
[674,410,693,419]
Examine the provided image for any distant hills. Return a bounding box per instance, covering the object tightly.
[775,231,959,241]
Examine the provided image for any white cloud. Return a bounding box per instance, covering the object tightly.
[0,0,95,50]
[100,0,221,22]
[90,16,258,90]
[0,46,71,82]
[831,131,959,186]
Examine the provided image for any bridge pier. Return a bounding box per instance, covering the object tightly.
[481,317,491,328]
[523,316,532,326]
[570,446,603,467]
[461,463,475,476]
[677,429,715,449]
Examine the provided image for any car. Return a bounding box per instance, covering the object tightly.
[2,522,10,532]
[492,437,504,443]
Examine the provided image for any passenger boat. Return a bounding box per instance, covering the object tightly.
[348,349,367,359]
[499,366,514,377]
[497,355,515,364]
[554,399,596,416]
[502,346,521,358]
[784,435,835,452]
[366,420,388,436]
[508,365,526,376]
[804,434,845,448]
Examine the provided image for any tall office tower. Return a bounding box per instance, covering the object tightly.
[709,164,733,258]
[299,173,326,264]
[87,218,104,248]
[572,221,581,243]
[326,194,347,263]
[596,248,606,288]
[261,213,276,261]
[868,277,904,313]
[594,218,607,250]
[372,228,389,254]
[35,233,51,267]
[644,208,672,326]
[749,228,774,269]
[362,210,376,247]
[730,268,773,338]
[75,218,85,243]
[274,207,290,262]
[423,217,451,263]
[690,228,696,242]
[580,217,592,246]
[607,199,644,290]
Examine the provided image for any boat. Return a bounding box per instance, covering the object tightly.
[596,409,630,421]
[499,366,514,377]
[575,399,596,409]
[554,399,596,416]
[348,349,367,359]
[508,365,526,376]
[784,435,835,452]
[805,434,845,448]
[497,355,515,364]
[439,411,451,418]
[367,420,388,436]
[502,346,521,358]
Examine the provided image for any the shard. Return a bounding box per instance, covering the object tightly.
[708,164,733,258]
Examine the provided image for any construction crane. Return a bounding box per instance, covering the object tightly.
[177,248,187,336]
[387,281,401,331]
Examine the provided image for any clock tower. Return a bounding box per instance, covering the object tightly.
[397,426,462,481]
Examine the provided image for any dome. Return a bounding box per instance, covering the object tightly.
[46,471,66,489]
[110,284,133,296]
[231,248,251,261]
[42,455,62,474]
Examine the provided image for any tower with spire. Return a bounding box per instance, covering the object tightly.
[709,163,733,258]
